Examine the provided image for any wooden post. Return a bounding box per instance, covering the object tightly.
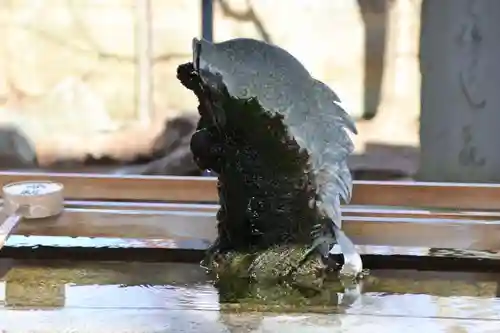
[419,0,500,182]
[135,0,153,125]
[364,0,421,144]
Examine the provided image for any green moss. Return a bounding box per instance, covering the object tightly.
[216,270,346,311]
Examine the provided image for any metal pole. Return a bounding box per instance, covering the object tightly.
[136,0,153,125]
[201,0,213,42]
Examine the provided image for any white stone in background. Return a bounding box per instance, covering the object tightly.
[39,77,117,134]
[216,0,366,119]
[1,0,381,121]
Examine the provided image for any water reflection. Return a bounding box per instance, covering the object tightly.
[0,260,499,332]
[64,284,220,310]
[1,236,500,331]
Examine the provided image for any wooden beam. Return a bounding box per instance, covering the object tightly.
[343,207,500,220]
[7,209,218,242]
[0,172,217,202]
[58,200,500,220]
[2,196,499,221]
[64,200,220,212]
[1,243,499,272]
[4,208,500,251]
[0,243,500,273]
[2,172,500,210]
[351,181,500,210]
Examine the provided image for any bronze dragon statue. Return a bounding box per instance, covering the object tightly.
[177,37,363,292]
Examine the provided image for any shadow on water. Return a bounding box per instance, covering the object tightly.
[1,237,500,332]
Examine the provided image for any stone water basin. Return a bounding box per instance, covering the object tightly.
[0,256,499,332]
[0,236,499,332]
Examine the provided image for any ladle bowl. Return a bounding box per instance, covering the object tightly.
[0,180,64,248]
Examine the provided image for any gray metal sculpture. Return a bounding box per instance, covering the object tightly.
[178,37,362,288]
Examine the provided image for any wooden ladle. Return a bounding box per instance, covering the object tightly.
[0,181,64,249]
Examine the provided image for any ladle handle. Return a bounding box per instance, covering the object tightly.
[0,214,21,249]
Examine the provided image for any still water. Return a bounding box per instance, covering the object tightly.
[0,237,499,332]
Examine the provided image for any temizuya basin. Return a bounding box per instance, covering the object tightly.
[0,259,499,332]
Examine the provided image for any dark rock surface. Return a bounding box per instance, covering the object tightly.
[0,125,37,169]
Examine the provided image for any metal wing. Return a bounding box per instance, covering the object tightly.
[284,78,362,276]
